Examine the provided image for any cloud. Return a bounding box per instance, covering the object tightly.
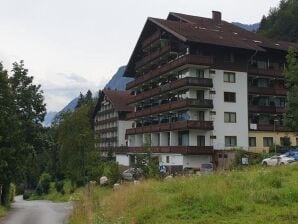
[38,72,105,112]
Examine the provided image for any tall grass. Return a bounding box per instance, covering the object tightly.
[0,206,7,218]
[69,165,298,224]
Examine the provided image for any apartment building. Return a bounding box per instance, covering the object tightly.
[119,11,298,170]
[93,89,133,164]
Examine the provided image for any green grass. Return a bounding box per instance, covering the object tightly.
[0,206,7,218]
[29,180,75,202]
[69,165,298,224]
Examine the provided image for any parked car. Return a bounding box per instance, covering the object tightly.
[122,168,143,181]
[200,163,214,173]
[283,151,298,161]
[262,155,295,166]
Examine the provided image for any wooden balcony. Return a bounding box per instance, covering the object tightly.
[95,126,117,134]
[135,45,172,69]
[128,77,213,104]
[96,117,118,125]
[142,31,161,49]
[126,120,213,135]
[100,136,118,143]
[126,54,213,90]
[115,146,213,155]
[96,108,114,116]
[250,124,288,132]
[126,99,213,120]
[248,86,287,96]
[248,105,286,114]
[248,67,284,78]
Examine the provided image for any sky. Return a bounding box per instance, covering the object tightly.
[0,0,281,112]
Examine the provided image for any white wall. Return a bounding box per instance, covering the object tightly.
[159,154,183,166]
[211,69,248,150]
[118,120,133,147]
[189,130,213,146]
[116,154,130,166]
[183,155,212,169]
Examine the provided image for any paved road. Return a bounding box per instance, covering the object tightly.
[0,196,72,224]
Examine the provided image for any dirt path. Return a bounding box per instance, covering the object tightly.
[0,196,72,224]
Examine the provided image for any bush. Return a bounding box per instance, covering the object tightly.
[37,173,51,195]
[102,161,120,185]
[55,181,64,193]
[23,191,32,200]
[9,183,16,202]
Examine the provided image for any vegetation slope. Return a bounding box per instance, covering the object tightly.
[69,165,298,224]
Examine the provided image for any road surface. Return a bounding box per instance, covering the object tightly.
[0,196,72,224]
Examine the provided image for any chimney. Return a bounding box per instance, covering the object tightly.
[212,11,222,23]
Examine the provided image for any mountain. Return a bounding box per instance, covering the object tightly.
[43,111,58,127]
[233,22,260,32]
[105,66,133,90]
[60,97,78,113]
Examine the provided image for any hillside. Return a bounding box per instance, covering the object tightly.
[232,22,260,32]
[104,65,133,90]
[69,165,298,224]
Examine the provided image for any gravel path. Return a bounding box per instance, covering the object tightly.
[0,196,72,224]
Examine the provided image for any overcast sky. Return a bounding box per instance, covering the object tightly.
[0,0,281,112]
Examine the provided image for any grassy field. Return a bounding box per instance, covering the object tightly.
[69,165,298,224]
[29,180,76,202]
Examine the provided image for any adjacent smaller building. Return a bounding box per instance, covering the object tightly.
[93,89,133,165]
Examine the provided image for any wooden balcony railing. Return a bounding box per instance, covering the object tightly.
[249,105,286,113]
[126,120,213,135]
[250,124,288,132]
[248,67,284,78]
[126,54,213,90]
[95,117,118,125]
[99,136,118,143]
[135,45,172,69]
[96,108,115,116]
[126,99,213,120]
[128,77,213,104]
[248,86,287,96]
[95,126,117,134]
[115,146,213,155]
[142,31,161,49]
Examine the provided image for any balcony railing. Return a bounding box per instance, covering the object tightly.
[249,105,286,113]
[115,146,213,155]
[128,77,213,104]
[248,86,287,96]
[96,117,118,125]
[126,120,213,135]
[99,136,118,143]
[248,67,284,77]
[135,45,172,69]
[142,31,161,49]
[126,54,213,90]
[96,108,115,116]
[95,126,117,133]
[126,99,213,120]
[250,124,288,132]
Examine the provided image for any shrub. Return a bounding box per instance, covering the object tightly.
[102,161,120,185]
[35,183,43,196]
[38,173,51,194]
[55,181,64,193]
[23,191,32,200]
[9,183,16,202]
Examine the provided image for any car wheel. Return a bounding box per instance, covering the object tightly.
[262,162,267,166]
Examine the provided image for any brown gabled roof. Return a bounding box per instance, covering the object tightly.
[103,89,134,112]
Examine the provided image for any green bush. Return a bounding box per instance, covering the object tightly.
[102,161,120,185]
[9,183,16,202]
[55,181,64,193]
[23,191,32,200]
[37,173,51,194]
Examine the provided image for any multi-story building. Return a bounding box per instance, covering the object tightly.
[93,89,133,165]
[119,11,298,170]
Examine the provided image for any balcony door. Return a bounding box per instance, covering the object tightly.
[197,135,205,146]
[197,90,205,101]
[197,111,205,121]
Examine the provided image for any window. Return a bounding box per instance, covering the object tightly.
[225,136,237,147]
[209,70,216,74]
[263,137,273,147]
[280,137,291,146]
[249,137,256,147]
[224,92,236,102]
[197,111,205,121]
[210,111,216,115]
[197,136,205,146]
[167,132,170,146]
[196,69,204,78]
[224,72,236,83]
[166,156,170,163]
[224,112,236,123]
[218,153,222,158]
[178,131,189,146]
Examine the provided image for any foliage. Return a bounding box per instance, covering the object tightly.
[55,181,64,193]
[102,161,120,185]
[284,49,298,131]
[36,173,51,195]
[70,165,298,224]
[258,0,298,42]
